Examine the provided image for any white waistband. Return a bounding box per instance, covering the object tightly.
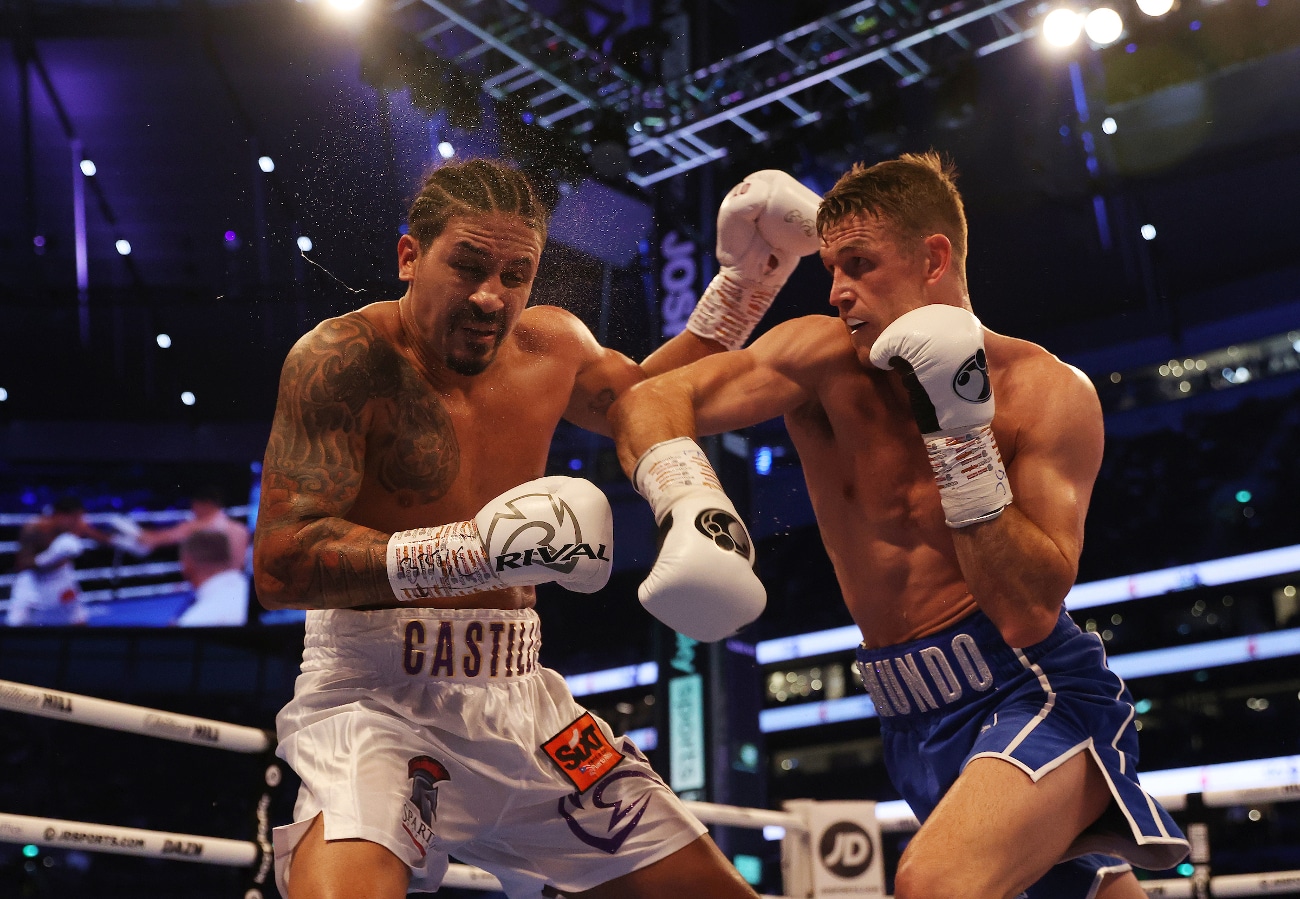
[304,607,542,685]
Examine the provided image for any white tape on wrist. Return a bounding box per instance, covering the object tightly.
[923,424,1013,528]
[631,437,724,518]
[386,521,500,602]
[685,271,778,351]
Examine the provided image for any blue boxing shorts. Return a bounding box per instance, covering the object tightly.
[855,608,1189,898]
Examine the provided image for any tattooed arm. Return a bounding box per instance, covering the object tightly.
[252,314,399,610]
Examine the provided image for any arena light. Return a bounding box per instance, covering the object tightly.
[1043,8,1085,46]
[257,155,275,173]
[1137,0,1175,16]
[155,333,172,349]
[115,239,132,256]
[0,387,8,402]
[1102,116,1117,134]
[1084,7,1124,46]
[1141,224,1157,240]
[79,159,97,177]
[180,391,196,406]
[437,141,456,159]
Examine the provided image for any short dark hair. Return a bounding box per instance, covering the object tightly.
[818,151,968,280]
[406,158,549,248]
[181,530,232,567]
[52,496,85,514]
[190,486,226,508]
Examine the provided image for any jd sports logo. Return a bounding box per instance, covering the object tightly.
[819,821,874,878]
[952,349,992,403]
[693,509,751,559]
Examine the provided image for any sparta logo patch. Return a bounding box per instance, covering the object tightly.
[402,756,449,855]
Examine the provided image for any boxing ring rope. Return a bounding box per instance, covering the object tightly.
[2,677,1299,898]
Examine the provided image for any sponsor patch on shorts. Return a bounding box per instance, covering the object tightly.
[541,712,624,793]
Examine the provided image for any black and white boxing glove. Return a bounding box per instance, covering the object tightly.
[34,532,86,568]
[631,438,765,641]
[869,305,1013,527]
[687,170,822,351]
[387,476,613,602]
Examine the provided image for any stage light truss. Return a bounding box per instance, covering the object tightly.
[392,0,1039,186]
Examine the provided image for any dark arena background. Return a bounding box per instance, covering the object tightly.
[2,0,1299,896]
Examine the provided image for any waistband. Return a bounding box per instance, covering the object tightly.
[854,608,1079,721]
[304,607,542,685]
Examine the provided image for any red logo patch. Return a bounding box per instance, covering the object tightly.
[541,712,624,793]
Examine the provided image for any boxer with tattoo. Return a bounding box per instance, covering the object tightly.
[252,159,821,898]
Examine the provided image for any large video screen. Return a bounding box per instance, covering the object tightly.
[0,466,300,628]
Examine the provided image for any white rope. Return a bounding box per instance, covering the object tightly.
[3,676,1299,895]
[685,801,805,833]
[1140,871,1300,897]
[0,679,272,754]
[1202,783,1300,808]
[0,812,257,867]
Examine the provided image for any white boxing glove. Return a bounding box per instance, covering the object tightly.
[105,514,151,557]
[632,438,765,642]
[387,476,613,602]
[687,170,822,350]
[869,304,1012,527]
[35,531,86,568]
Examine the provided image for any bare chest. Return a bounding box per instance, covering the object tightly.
[350,359,576,529]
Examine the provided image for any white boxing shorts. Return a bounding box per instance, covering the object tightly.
[6,566,87,626]
[273,607,707,898]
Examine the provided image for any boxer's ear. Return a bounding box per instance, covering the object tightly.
[398,234,422,281]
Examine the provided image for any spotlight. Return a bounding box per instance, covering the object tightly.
[0,387,8,402]
[156,333,172,349]
[181,391,196,406]
[115,239,132,256]
[1136,0,1175,15]
[80,159,97,177]
[258,155,275,173]
[1085,7,1124,46]
[1140,224,1157,240]
[437,141,456,159]
[1102,116,1118,134]
[297,235,314,252]
[1043,8,1084,47]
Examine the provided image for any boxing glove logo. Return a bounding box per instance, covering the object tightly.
[693,509,753,560]
[952,349,991,403]
[483,491,609,575]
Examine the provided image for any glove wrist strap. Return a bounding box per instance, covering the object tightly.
[685,270,781,351]
[632,437,724,520]
[387,522,500,602]
[923,424,1014,528]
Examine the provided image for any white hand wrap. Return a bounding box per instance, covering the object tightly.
[923,425,1012,528]
[687,170,821,350]
[632,438,765,642]
[387,520,499,602]
[386,476,613,603]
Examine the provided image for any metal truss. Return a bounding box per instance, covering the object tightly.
[392,0,638,131]
[392,0,1041,187]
